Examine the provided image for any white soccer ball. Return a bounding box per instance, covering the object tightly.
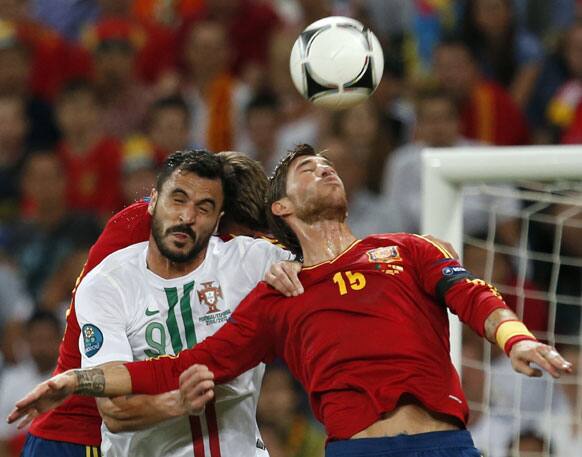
[289,16,384,110]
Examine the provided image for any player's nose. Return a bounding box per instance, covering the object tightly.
[178,207,197,225]
[319,164,335,177]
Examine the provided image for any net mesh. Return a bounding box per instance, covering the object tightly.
[460,182,582,457]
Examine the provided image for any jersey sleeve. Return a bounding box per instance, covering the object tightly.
[84,201,151,272]
[238,237,294,285]
[126,284,277,395]
[408,235,508,336]
[75,274,133,367]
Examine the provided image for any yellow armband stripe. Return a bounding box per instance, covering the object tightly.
[495,320,535,351]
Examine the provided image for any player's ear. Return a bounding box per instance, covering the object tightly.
[148,189,158,216]
[213,211,224,234]
[271,197,292,217]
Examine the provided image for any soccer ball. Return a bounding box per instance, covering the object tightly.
[289,16,384,110]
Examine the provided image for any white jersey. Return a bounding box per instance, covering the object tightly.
[75,236,292,457]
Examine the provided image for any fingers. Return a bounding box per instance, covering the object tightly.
[282,261,303,296]
[179,365,215,416]
[511,342,574,379]
[536,346,573,377]
[7,406,24,425]
[529,347,560,378]
[513,359,543,377]
[264,261,304,297]
[12,383,49,412]
[17,409,39,430]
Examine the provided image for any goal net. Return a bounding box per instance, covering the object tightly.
[422,146,582,457]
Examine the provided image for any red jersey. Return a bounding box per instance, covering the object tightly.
[461,80,530,146]
[57,137,124,216]
[30,201,151,445]
[16,19,92,101]
[127,234,508,440]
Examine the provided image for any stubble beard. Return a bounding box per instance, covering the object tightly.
[151,208,211,264]
[295,193,348,225]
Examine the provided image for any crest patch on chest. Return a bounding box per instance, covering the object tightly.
[197,281,231,325]
[366,246,402,263]
[197,281,224,313]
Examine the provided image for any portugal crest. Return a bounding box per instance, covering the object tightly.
[197,281,223,314]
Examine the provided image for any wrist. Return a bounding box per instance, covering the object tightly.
[156,391,187,418]
[64,369,80,393]
[494,320,537,355]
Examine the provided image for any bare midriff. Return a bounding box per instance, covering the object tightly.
[350,396,462,439]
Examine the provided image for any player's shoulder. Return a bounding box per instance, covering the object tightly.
[244,281,282,303]
[216,234,289,258]
[361,233,454,259]
[80,241,148,288]
[105,201,150,229]
[361,232,418,248]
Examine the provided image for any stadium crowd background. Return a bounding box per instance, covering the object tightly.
[0,0,581,456]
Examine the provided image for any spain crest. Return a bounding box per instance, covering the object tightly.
[366,246,402,263]
[197,281,223,314]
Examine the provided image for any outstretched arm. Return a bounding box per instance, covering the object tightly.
[8,286,276,427]
[410,235,573,379]
[483,308,572,378]
[7,364,131,428]
[7,364,215,429]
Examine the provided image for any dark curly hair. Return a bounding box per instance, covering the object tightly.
[156,149,232,213]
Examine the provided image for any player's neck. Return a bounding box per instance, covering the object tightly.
[146,239,207,280]
[294,219,356,266]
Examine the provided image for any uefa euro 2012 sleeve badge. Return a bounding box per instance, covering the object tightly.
[82,324,104,358]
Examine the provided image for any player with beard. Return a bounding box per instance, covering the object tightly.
[19,149,299,457]
[9,145,572,457]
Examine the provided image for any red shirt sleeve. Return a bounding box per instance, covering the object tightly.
[408,235,508,337]
[84,201,151,271]
[127,284,277,394]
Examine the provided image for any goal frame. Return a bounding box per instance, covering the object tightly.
[421,145,582,368]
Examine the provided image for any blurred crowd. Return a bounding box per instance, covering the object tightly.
[0,0,582,456]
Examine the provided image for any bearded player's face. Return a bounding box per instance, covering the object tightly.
[150,170,224,263]
[285,155,348,223]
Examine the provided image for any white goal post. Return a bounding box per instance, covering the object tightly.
[421,145,582,369]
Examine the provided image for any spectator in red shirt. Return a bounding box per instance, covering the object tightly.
[54,80,123,218]
[433,37,530,146]
[0,23,59,149]
[85,1,177,85]
[9,151,101,304]
[0,95,30,224]
[181,0,282,79]
[0,2,91,102]
[82,17,157,138]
